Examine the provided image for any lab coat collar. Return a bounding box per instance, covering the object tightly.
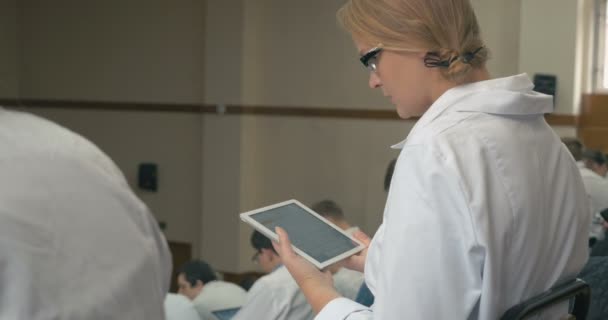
[391,74,552,149]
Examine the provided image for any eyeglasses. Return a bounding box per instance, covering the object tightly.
[360,47,383,72]
[251,251,260,264]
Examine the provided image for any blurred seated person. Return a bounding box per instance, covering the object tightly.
[311,200,365,301]
[177,260,246,319]
[563,139,608,246]
[164,293,203,320]
[232,231,313,320]
[583,149,608,178]
[0,108,171,319]
[582,149,608,244]
[582,149,608,246]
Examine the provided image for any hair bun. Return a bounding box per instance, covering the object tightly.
[432,46,486,82]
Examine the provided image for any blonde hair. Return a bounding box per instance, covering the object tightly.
[337,0,488,82]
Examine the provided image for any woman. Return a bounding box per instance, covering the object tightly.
[273,0,590,319]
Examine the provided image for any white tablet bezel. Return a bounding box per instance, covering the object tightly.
[240,199,364,269]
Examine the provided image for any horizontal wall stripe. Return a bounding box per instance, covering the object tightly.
[0,98,577,125]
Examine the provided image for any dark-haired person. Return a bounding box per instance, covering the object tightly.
[232,231,313,320]
[580,150,608,245]
[177,260,246,318]
[583,149,608,178]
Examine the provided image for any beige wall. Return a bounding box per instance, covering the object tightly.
[575,0,596,96]
[201,114,243,271]
[0,0,18,97]
[240,0,523,109]
[19,0,205,103]
[518,0,581,114]
[241,0,385,109]
[551,125,578,138]
[203,0,244,105]
[471,0,522,78]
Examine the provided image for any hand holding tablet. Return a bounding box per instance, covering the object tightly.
[240,199,365,269]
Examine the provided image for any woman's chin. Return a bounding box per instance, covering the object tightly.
[395,106,412,119]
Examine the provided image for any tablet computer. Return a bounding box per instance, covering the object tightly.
[240,199,364,269]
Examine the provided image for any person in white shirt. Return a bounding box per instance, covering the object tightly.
[272,0,590,319]
[232,231,314,320]
[582,149,608,178]
[563,139,608,245]
[177,260,246,319]
[581,149,608,243]
[311,200,365,301]
[0,108,171,319]
[165,293,202,320]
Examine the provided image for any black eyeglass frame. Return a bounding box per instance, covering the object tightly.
[360,47,383,72]
[360,46,484,71]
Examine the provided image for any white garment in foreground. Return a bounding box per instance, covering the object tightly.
[0,109,172,320]
[316,74,590,320]
[192,280,247,318]
[233,266,314,320]
[165,294,201,320]
[577,162,608,240]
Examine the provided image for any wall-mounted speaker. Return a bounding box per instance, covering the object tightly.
[138,163,158,192]
[533,74,557,105]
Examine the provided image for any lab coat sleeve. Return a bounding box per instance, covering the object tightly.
[316,144,485,319]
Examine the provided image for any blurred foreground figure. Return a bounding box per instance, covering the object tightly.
[0,109,171,319]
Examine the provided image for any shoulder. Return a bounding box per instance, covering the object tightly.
[208,280,247,295]
[165,294,199,320]
[1,108,94,153]
[252,267,298,292]
[0,108,128,187]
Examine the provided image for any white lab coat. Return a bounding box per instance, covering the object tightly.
[165,294,201,320]
[0,109,172,319]
[577,162,608,240]
[192,280,247,318]
[316,74,590,320]
[233,266,314,320]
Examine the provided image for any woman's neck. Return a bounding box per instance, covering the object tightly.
[430,67,491,103]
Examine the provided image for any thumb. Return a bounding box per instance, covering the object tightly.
[273,227,296,258]
[352,230,371,247]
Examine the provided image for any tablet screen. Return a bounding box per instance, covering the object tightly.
[248,203,358,264]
